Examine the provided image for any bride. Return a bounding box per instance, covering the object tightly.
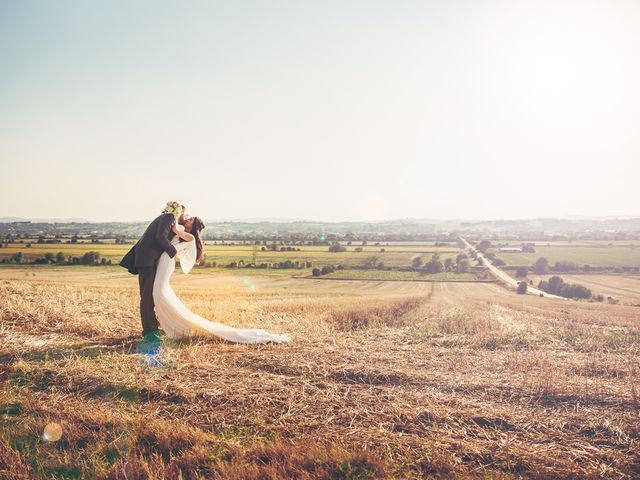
[152,216,290,343]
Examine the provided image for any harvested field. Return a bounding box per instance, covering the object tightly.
[1,268,639,479]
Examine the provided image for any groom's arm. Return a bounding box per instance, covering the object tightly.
[156,214,178,258]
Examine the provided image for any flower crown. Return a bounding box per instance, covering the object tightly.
[163,201,183,218]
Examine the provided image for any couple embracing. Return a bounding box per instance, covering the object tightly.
[120,201,290,344]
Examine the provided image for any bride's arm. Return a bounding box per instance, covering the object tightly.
[172,224,194,242]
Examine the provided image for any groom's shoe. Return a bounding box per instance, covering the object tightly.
[136,330,163,354]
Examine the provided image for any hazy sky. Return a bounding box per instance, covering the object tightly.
[1,0,638,222]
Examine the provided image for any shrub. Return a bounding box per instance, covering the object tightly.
[477,240,492,252]
[312,268,321,276]
[321,265,335,275]
[457,259,470,273]
[517,281,528,294]
[534,257,549,274]
[328,244,347,252]
[515,267,529,278]
[424,259,444,274]
[553,260,578,272]
[539,275,592,299]
[80,251,100,265]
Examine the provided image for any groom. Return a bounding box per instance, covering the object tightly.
[120,202,187,338]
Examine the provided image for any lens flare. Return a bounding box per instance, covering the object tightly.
[242,277,256,292]
[42,422,63,442]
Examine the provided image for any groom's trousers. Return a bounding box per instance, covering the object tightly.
[138,265,160,335]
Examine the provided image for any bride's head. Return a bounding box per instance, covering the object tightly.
[186,216,206,265]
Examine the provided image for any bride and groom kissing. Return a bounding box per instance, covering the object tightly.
[120,201,290,346]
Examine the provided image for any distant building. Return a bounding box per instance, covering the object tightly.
[498,247,522,253]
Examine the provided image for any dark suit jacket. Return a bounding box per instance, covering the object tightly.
[119,213,177,274]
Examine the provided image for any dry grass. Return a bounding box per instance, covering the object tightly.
[1,272,639,479]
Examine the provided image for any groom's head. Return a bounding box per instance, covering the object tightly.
[177,204,187,225]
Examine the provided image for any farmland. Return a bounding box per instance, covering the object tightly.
[319,270,477,282]
[1,267,639,479]
[494,244,640,268]
[0,241,462,269]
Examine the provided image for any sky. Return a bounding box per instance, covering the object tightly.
[1,0,638,222]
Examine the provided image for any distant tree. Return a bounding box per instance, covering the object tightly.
[328,244,347,252]
[457,259,471,273]
[424,258,444,274]
[533,257,549,274]
[312,268,321,276]
[560,283,591,299]
[456,253,468,264]
[517,281,528,294]
[380,248,385,252]
[11,252,23,263]
[354,247,363,252]
[444,258,455,272]
[43,253,55,264]
[321,265,335,275]
[553,261,578,272]
[411,256,423,269]
[365,256,380,268]
[547,276,565,295]
[80,251,101,265]
[477,240,492,252]
[515,267,529,278]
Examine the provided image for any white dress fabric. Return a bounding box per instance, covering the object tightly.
[152,225,290,343]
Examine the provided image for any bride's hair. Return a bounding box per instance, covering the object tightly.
[189,217,206,265]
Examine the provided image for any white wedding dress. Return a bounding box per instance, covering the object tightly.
[152,225,290,343]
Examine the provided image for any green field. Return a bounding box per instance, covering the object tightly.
[0,242,461,268]
[319,270,477,281]
[495,245,640,267]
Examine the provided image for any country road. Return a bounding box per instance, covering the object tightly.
[460,237,564,299]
